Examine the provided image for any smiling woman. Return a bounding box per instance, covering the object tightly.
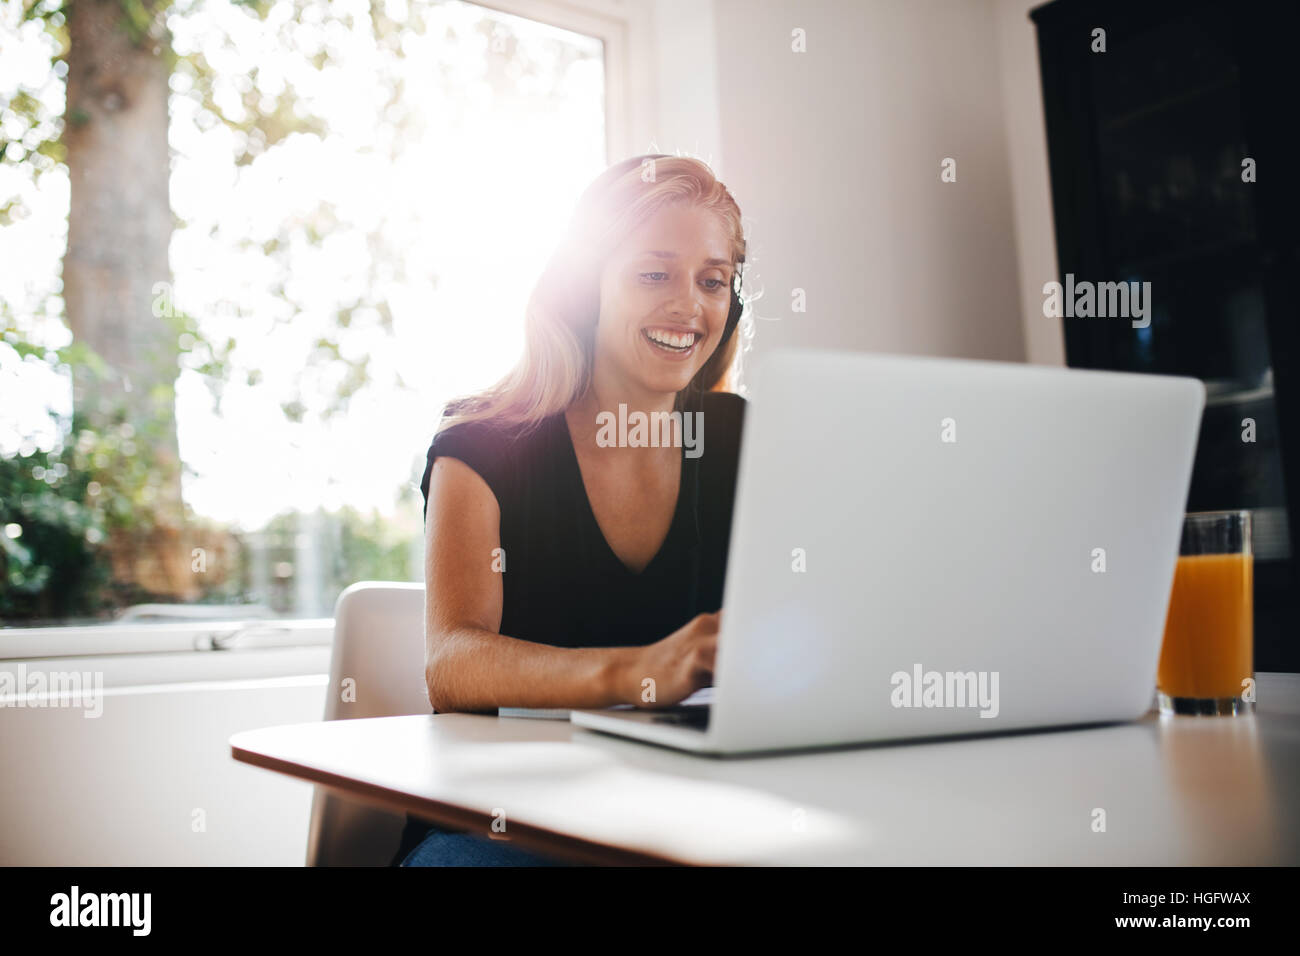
[398,154,752,866]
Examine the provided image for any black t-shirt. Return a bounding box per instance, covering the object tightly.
[390,390,746,865]
[417,390,747,649]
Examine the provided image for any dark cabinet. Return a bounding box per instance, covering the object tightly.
[1031,0,1300,670]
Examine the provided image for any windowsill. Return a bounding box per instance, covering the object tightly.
[0,645,333,691]
[0,618,334,661]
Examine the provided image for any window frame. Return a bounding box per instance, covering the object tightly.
[2,0,631,659]
[471,0,636,161]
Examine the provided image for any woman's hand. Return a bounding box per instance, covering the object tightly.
[618,611,720,708]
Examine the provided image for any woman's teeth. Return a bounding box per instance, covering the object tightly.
[644,328,698,352]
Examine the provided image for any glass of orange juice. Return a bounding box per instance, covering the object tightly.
[1156,510,1254,716]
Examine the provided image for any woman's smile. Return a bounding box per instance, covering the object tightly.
[641,324,705,361]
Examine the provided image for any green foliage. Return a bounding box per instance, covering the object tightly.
[1,318,420,621]
[1,0,428,622]
[0,323,181,619]
[257,505,419,613]
[116,0,165,47]
[151,282,244,415]
[0,436,111,620]
[172,16,330,168]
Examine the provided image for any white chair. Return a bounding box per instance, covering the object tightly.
[305,581,431,866]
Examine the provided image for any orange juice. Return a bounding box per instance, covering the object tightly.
[1157,553,1253,700]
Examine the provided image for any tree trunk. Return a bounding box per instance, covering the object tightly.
[63,0,192,600]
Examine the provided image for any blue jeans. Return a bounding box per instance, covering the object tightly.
[399,825,576,867]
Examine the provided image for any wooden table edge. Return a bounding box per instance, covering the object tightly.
[230,740,700,867]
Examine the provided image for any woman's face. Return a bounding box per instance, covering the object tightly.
[593,203,734,399]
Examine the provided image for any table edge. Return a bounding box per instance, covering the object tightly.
[230,740,696,867]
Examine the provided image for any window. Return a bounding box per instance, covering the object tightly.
[0,0,614,639]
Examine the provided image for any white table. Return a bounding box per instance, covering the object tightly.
[231,673,1300,865]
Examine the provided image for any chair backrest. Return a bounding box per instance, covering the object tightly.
[305,581,430,866]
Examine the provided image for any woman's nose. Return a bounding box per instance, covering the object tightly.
[664,277,705,317]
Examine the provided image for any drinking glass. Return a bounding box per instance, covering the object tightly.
[1156,511,1254,716]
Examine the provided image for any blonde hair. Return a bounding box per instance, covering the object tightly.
[439,154,748,433]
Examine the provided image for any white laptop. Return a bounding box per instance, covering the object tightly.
[570,348,1205,755]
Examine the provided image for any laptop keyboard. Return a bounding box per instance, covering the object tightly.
[651,704,711,730]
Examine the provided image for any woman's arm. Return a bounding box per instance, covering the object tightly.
[424,456,681,712]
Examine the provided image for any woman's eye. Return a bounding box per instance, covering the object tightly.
[640,273,727,292]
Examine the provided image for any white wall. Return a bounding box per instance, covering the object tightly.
[0,671,326,865]
[995,0,1067,366]
[638,0,1065,370]
[714,0,1024,366]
